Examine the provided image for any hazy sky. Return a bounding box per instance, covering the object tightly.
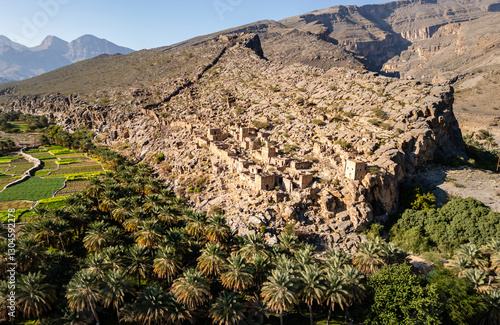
[0,0,387,50]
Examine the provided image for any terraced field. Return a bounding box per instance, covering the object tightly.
[0,146,106,221]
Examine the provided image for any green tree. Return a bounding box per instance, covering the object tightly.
[100,269,135,324]
[427,266,484,325]
[16,272,56,320]
[153,245,181,282]
[209,291,246,325]
[261,269,298,325]
[298,264,325,325]
[366,264,441,325]
[324,272,348,325]
[197,242,228,278]
[221,254,254,292]
[65,269,102,325]
[171,268,210,308]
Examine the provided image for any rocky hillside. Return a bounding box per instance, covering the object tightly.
[0,34,134,82]
[0,32,466,250]
[279,0,500,143]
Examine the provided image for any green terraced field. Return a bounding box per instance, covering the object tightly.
[0,177,65,201]
[8,159,34,175]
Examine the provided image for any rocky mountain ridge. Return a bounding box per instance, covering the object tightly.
[0,33,466,250]
[0,34,134,82]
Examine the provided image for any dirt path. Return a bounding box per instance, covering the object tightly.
[414,165,500,212]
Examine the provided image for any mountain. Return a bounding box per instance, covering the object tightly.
[0,34,134,82]
[278,0,500,136]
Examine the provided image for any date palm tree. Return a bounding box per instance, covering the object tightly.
[112,198,133,222]
[463,268,488,291]
[143,193,164,213]
[84,252,108,280]
[135,219,163,249]
[299,264,326,325]
[261,269,298,325]
[197,242,228,278]
[16,272,56,320]
[209,291,246,325]
[478,289,500,325]
[126,245,151,287]
[239,233,268,261]
[15,235,46,272]
[83,220,109,252]
[165,293,194,325]
[0,281,10,323]
[352,238,385,275]
[100,269,134,324]
[125,283,169,325]
[252,253,272,290]
[157,205,179,228]
[206,214,231,244]
[66,269,102,325]
[294,245,316,271]
[246,294,269,325]
[456,243,487,269]
[341,265,366,323]
[101,246,126,271]
[221,254,254,292]
[324,272,348,325]
[153,245,181,281]
[186,212,207,240]
[171,268,210,308]
[123,208,148,233]
[275,232,300,256]
[86,178,104,198]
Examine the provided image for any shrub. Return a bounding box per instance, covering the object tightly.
[154,152,165,164]
[312,119,324,126]
[390,197,500,253]
[336,140,350,149]
[251,120,270,129]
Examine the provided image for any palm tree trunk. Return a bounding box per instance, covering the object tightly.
[327,306,332,325]
[116,307,121,324]
[280,310,283,325]
[309,303,314,325]
[59,233,65,251]
[88,299,100,325]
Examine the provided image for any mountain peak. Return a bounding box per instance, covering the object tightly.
[31,35,68,52]
[66,35,134,63]
[0,34,134,81]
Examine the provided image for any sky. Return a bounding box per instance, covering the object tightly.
[0,0,387,50]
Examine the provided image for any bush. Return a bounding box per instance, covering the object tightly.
[155,152,165,164]
[251,120,270,129]
[336,140,350,149]
[366,264,441,324]
[390,197,500,253]
[312,119,324,126]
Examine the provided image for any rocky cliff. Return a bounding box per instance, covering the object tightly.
[0,33,466,250]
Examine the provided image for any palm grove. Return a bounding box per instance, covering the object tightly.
[0,126,499,325]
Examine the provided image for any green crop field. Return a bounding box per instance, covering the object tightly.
[41,159,58,169]
[0,155,22,163]
[0,177,65,201]
[8,159,34,175]
[0,175,20,190]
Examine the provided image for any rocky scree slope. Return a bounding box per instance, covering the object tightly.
[0,33,466,250]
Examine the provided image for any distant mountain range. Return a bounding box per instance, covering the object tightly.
[0,34,134,84]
